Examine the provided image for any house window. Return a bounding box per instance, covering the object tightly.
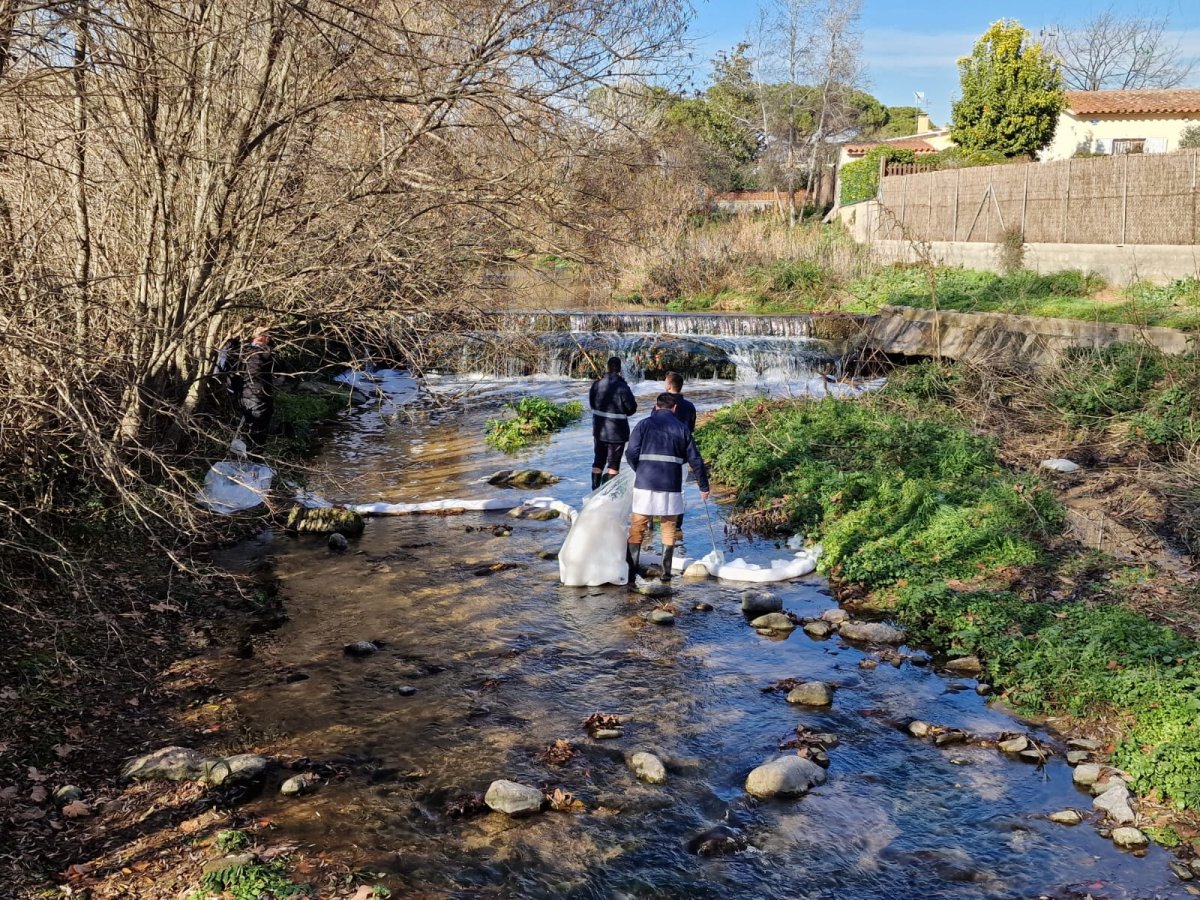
[1112,139,1146,155]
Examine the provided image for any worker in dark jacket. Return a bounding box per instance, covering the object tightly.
[625,392,710,583]
[589,357,637,490]
[238,326,274,454]
[664,371,698,550]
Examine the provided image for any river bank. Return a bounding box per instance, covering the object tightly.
[697,347,1200,855]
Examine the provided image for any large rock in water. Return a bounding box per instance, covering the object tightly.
[838,621,906,644]
[741,589,782,615]
[628,752,667,784]
[121,747,213,782]
[745,756,827,799]
[484,779,545,816]
[286,506,365,537]
[749,613,796,632]
[1093,782,1136,824]
[786,682,834,707]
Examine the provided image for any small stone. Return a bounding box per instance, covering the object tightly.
[327,532,349,552]
[1073,763,1102,786]
[53,786,83,806]
[908,720,931,738]
[492,526,513,537]
[786,682,834,707]
[203,853,256,876]
[692,602,714,612]
[593,729,622,740]
[1066,750,1090,766]
[809,750,830,768]
[1190,859,1200,876]
[1094,782,1137,824]
[1068,738,1104,751]
[687,824,748,856]
[1049,809,1082,825]
[344,640,380,657]
[741,590,782,615]
[484,780,545,816]
[975,683,992,696]
[944,656,982,675]
[803,621,832,639]
[745,756,827,799]
[998,736,1029,754]
[683,562,709,578]
[859,659,878,670]
[821,608,850,625]
[634,579,671,598]
[1020,749,1046,762]
[396,685,417,696]
[949,757,971,766]
[280,773,320,797]
[1040,458,1081,474]
[908,651,931,666]
[1111,826,1148,850]
[537,550,558,560]
[202,754,269,787]
[1170,862,1195,881]
[121,747,213,783]
[838,621,906,644]
[934,731,966,747]
[628,752,667,785]
[648,610,675,626]
[749,613,796,632]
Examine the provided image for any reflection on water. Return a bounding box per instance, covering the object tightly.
[226,375,1185,899]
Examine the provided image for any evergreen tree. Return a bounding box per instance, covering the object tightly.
[951,21,1064,158]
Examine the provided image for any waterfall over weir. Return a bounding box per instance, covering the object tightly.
[426,311,860,383]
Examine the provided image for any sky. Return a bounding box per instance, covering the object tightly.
[685,0,1200,125]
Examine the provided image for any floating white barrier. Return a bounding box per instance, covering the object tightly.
[347,496,577,522]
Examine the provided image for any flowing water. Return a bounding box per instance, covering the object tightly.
[221,352,1184,898]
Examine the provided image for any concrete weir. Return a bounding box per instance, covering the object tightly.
[865,305,1195,366]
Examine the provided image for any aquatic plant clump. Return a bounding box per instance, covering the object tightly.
[485,396,583,454]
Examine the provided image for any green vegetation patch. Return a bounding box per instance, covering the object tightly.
[695,353,1200,807]
[194,859,305,900]
[485,396,583,454]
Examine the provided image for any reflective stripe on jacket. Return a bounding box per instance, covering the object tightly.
[589,373,637,443]
[626,408,709,494]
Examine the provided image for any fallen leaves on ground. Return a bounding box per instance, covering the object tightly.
[538,740,577,766]
[546,788,585,812]
[582,713,621,732]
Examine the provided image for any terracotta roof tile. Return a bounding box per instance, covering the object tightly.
[844,138,937,155]
[1066,89,1200,116]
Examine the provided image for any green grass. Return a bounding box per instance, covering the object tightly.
[695,353,1200,808]
[485,396,583,454]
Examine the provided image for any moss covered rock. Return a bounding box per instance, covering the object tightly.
[285,506,365,537]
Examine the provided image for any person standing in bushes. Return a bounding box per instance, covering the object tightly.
[664,370,698,551]
[588,356,637,490]
[625,392,710,584]
[237,326,274,454]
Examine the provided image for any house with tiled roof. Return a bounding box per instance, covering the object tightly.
[1041,89,1200,160]
[837,113,955,167]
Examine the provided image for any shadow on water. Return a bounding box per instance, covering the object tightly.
[223,371,1186,899]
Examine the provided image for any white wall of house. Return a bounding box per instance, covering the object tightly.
[1042,112,1200,161]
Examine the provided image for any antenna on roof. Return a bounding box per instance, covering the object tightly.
[914,91,926,112]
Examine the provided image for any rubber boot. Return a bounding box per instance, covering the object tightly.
[626,544,642,586]
[661,545,675,582]
[591,472,602,491]
[600,471,615,486]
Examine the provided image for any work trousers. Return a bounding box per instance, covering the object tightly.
[629,513,678,547]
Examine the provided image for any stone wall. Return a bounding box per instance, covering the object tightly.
[865,306,1195,367]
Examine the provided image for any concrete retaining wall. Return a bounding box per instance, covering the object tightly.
[833,201,1200,284]
[866,306,1195,367]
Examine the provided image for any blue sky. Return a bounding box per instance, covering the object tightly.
[686,0,1200,124]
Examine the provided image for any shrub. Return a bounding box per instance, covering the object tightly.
[1180,125,1200,150]
[995,226,1025,275]
[485,396,583,454]
[839,147,916,206]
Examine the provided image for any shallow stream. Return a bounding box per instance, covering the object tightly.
[224,372,1184,899]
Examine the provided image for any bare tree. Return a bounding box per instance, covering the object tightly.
[1047,7,1195,91]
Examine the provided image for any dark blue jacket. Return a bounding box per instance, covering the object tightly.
[626,409,710,494]
[668,392,697,433]
[589,373,637,443]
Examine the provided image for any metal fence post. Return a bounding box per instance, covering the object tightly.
[1021,165,1029,239]
[953,169,960,241]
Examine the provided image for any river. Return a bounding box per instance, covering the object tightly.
[219,321,1185,899]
